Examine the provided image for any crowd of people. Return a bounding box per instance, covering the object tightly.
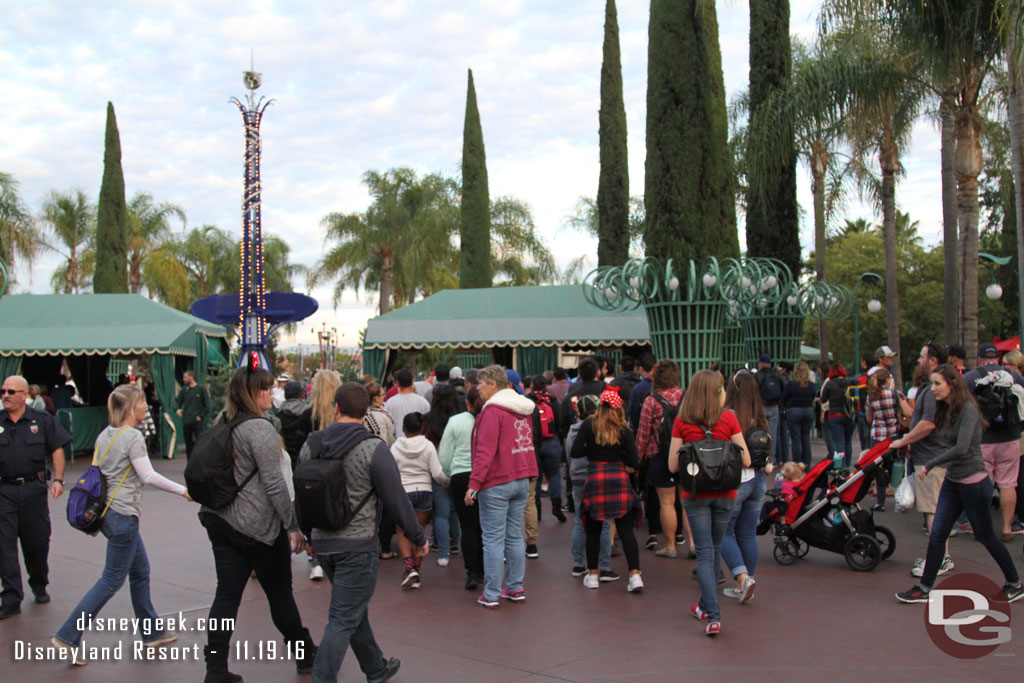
[2,338,1024,679]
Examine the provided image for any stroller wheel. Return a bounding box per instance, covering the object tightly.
[794,538,810,558]
[773,540,798,566]
[873,525,896,560]
[843,533,882,572]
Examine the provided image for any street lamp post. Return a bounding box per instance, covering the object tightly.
[853,272,883,368]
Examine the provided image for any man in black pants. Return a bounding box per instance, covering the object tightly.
[174,370,209,458]
[0,375,71,619]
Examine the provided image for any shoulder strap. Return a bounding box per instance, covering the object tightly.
[227,414,263,492]
[96,427,135,518]
[93,427,131,466]
[342,434,382,523]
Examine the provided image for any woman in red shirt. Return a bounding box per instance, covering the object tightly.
[668,370,750,636]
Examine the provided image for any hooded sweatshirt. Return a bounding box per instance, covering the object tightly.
[298,421,425,554]
[470,388,539,491]
[391,434,449,492]
[276,398,311,461]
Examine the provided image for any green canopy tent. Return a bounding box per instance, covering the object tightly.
[362,285,652,380]
[0,294,230,457]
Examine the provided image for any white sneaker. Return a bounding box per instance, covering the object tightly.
[723,587,743,599]
[309,565,325,581]
[437,557,449,567]
[627,573,644,593]
[738,576,756,603]
[583,573,600,589]
[912,555,954,578]
[51,637,87,666]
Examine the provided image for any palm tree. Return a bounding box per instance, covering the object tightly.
[490,196,556,286]
[311,168,455,315]
[563,195,646,256]
[40,189,95,293]
[999,0,1024,336]
[126,192,185,294]
[143,225,235,309]
[822,0,1004,360]
[744,38,866,363]
[0,172,39,291]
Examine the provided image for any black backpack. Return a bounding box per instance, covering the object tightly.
[652,393,680,482]
[758,369,783,403]
[184,415,261,509]
[677,428,744,495]
[292,430,379,530]
[973,375,1022,431]
[745,426,772,469]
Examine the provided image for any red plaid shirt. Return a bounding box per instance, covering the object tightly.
[869,387,904,442]
[636,387,684,460]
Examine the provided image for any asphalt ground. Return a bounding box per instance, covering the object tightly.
[2,439,1023,682]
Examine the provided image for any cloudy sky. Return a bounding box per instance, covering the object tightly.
[0,1,944,349]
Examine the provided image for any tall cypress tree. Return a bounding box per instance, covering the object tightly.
[746,0,799,276]
[93,101,129,293]
[597,0,629,267]
[459,69,492,289]
[644,0,738,273]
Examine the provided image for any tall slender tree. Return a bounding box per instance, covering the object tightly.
[746,0,800,277]
[93,102,129,293]
[460,69,492,288]
[597,0,630,266]
[1002,0,1024,340]
[645,0,738,270]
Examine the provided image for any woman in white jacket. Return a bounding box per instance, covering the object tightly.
[391,411,449,589]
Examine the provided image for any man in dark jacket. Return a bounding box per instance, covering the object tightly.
[559,357,606,439]
[609,356,642,406]
[300,382,425,683]
[276,381,310,466]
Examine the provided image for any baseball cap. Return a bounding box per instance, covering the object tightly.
[978,342,1000,359]
[505,369,524,394]
[284,381,303,399]
[875,346,896,359]
[759,354,772,364]
[449,366,464,380]
[276,373,291,382]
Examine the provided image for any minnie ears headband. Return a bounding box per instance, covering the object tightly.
[599,386,622,410]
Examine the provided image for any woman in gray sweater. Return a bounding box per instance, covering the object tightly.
[896,364,1023,604]
[199,366,316,682]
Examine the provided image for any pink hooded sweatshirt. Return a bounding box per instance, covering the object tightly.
[469,388,539,491]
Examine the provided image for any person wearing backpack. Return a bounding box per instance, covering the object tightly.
[51,384,190,664]
[668,370,751,637]
[528,376,566,523]
[635,360,692,558]
[198,366,317,683]
[298,382,424,683]
[721,371,774,604]
[756,355,784,462]
[963,342,1024,541]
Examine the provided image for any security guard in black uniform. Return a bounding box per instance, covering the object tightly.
[0,375,71,619]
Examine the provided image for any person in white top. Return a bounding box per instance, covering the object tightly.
[52,384,192,664]
[390,412,448,590]
[384,369,430,438]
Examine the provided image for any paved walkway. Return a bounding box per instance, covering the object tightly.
[2,440,1023,682]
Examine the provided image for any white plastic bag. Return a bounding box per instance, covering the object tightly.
[894,474,915,513]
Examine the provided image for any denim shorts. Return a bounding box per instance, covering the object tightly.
[407,491,433,512]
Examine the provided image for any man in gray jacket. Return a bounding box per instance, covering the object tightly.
[299,382,427,683]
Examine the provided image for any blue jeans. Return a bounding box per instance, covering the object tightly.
[571,480,610,570]
[920,476,1020,590]
[684,497,735,622]
[855,413,870,452]
[721,471,766,579]
[313,552,392,683]
[787,406,815,467]
[536,437,563,500]
[478,478,529,601]
[763,405,781,461]
[778,413,791,462]
[431,481,461,560]
[56,511,163,646]
[827,415,855,467]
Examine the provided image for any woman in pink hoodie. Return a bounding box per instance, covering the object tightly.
[465,365,539,609]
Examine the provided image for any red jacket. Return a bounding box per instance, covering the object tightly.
[469,388,539,491]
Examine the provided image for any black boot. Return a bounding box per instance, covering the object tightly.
[552,497,567,522]
[291,628,318,674]
[204,645,243,683]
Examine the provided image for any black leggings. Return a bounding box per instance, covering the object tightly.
[585,510,639,572]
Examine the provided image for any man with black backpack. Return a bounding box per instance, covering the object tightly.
[963,343,1024,541]
[296,382,426,683]
[756,355,784,462]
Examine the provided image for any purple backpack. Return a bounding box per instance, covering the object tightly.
[66,428,131,535]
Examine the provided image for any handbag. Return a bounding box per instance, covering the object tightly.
[677,428,743,495]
